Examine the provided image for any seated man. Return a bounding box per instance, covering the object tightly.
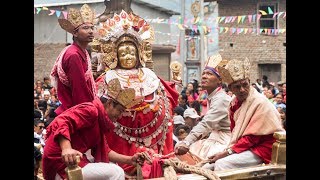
[204,58,285,170]
[42,78,145,180]
[175,54,232,161]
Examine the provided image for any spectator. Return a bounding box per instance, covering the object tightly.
[42,76,53,91]
[183,108,201,129]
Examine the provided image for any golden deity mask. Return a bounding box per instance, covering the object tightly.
[92,10,154,70]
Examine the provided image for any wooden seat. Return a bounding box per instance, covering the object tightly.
[57,132,286,180]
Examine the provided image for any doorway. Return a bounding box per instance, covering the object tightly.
[258,64,281,83]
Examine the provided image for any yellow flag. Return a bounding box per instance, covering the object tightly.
[216,17,221,24]
[177,24,185,30]
[202,26,207,33]
[259,10,267,15]
[224,27,229,33]
[237,16,241,23]
[244,28,248,34]
[42,7,49,10]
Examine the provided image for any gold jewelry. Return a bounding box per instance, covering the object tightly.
[115,69,144,86]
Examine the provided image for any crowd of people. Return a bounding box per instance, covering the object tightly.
[34,3,286,180]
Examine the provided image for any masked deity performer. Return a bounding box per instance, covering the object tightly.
[91,10,179,178]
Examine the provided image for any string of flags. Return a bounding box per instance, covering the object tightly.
[34,6,286,36]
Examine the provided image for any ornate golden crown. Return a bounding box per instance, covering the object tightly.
[205,53,223,68]
[106,78,143,109]
[58,4,95,34]
[90,10,154,69]
[217,57,251,85]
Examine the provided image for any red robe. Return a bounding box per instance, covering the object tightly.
[42,98,113,180]
[96,75,178,178]
[55,43,95,115]
[229,98,275,164]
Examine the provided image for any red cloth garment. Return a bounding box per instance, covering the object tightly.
[52,43,96,115]
[42,98,112,180]
[229,98,242,132]
[231,134,275,164]
[102,76,178,178]
[229,94,279,164]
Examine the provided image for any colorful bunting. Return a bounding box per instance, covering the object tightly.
[278,12,284,18]
[241,16,246,23]
[224,27,229,33]
[259,10,267,15]
[272,12,279,18]
[34,6,286,36]
[55,10,61,18]
[36,7,41,14]
[248,15,252,23]
[63,11,68,19]
[237,16,242,24]
[216,17,221,24]
[244,28,248,34]
[231,16,237,23]
[219,17,226,23]
[267,7,273,14]
[48,10,55,16]
[252,14,256,22]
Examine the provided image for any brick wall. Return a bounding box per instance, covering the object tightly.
[218,0,286,83]
[34,43,66,82]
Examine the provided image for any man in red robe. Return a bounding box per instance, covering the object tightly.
[50,4,97,115]
[42,78,145,180]
[204,58,285,170]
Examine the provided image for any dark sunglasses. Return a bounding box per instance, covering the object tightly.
[38,126,44,129]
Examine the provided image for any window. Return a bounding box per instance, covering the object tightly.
[258,2,279,34]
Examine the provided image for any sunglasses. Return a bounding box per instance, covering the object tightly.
[38,126,44,129]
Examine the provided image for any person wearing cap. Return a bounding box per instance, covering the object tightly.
[42,78,145,180]
[175,54,232,161]
[172,106,186,145]
[204,58,285,170]
[183,108,201,129]
[50,4,97,115]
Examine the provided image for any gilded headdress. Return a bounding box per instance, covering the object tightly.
[105,78,142,109]
[91,10,154,69]
[58,4,96,34]
[217,57,251,84]
[203,53,228,78]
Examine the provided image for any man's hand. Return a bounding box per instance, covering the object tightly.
[174,141,190,155]
[208,151,228,164]
[130,153,145,166]
[61,148,83,167]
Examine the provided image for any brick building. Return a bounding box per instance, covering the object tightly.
[217,0,286,83]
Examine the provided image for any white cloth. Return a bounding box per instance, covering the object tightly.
[172,133,179,143]
[34,132,45,147]
[105,68,160,97]
[189,130,231,160]
[173,115,185,125]
[202,150,263,171]
[184,87,231,144]
[55,162,125,180]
